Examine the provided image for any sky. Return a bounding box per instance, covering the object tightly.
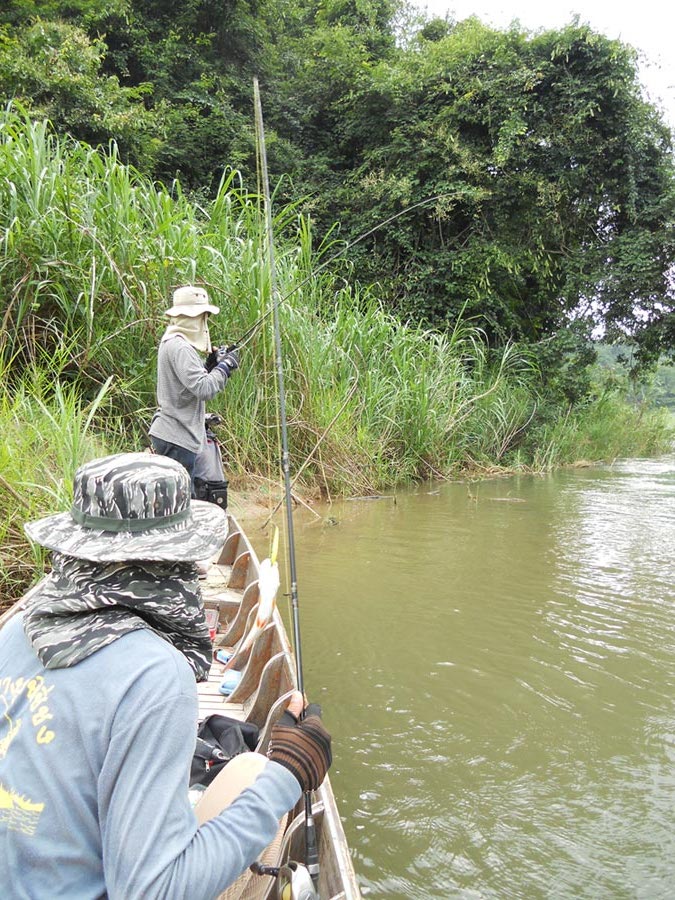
[411,0,675,129]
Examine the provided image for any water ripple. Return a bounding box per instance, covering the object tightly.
[297,455,675,898]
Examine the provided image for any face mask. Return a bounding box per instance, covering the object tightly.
[162,314,211,352]
[23,554,212,681]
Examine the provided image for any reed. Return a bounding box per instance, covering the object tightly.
[0,103,671,544]
[0,353,119,605]
[526,389,674,470]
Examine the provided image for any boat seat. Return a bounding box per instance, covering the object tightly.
[241,652,296,729]
[218,581,260,645]
[203,588,240,630]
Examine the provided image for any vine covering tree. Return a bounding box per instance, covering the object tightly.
[0,0,673,378]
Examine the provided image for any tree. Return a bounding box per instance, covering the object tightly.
[0,0,290,189]
[0,18,161,170]
[1,4,673,371]
[274,19,675,368]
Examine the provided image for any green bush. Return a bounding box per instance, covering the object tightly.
[0,105,672,609]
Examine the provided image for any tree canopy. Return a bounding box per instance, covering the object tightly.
[0,0,673,376]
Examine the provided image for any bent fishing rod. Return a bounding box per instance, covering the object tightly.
[219,191,450,352]
[253,77,321,896]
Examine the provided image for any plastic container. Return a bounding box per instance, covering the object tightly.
[204,608,219,643]
[188,783,207,808]
[219,670,242,696]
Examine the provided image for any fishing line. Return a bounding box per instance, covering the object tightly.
[253,77,321,894]
[225,191,450,351]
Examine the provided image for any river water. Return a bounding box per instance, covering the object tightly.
[266,456,675,899]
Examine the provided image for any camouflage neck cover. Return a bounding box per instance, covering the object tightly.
[23,553,212,681]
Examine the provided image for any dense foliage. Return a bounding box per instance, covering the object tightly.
[296,21,675,361]
[0,107,543,485]
[0,110,671,604]
[0,1,673,379]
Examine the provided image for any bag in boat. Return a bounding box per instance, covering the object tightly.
[190,715,260,787]
[193,418,228,509]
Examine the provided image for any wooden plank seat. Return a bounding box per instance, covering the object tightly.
[196,660,246,722]
[196,665,243,710]
[196,696,246,721]
[202,562,231,592]
[216,581,260,646]
[203,589,241,630]
[222,622,286,692]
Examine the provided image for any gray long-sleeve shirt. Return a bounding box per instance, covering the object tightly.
[149,334,230,453]
[0,613,301,899]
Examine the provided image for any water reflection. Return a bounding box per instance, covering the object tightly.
[256,456,675,898]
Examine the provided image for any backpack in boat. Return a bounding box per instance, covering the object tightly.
[190,715,260,788]
[193,416,229,510]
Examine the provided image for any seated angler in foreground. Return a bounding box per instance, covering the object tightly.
[0,453,331,899]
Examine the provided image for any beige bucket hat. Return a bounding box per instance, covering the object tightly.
[165,285,220,317]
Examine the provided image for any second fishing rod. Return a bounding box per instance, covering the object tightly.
[253,77,322,896]
[208,191,449,355]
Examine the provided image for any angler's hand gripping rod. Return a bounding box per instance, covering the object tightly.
[253,77,321,894]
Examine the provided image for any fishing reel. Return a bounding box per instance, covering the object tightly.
[205,342,239,373]
[250,861,319,900]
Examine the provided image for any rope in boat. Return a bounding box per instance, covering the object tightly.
[253,76,321,895]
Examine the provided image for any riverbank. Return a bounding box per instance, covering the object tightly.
[3,445,673,617]
[0,339,672,609]
[228,456,612,531]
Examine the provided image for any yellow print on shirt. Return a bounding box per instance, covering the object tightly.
[0,675,55,747]
[0,780,44,835]
[0,676,53,835]
[0,699,21,760]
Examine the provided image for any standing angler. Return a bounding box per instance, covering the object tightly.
[149,285,240,493]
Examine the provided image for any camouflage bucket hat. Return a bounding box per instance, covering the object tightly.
[24,452,228,563]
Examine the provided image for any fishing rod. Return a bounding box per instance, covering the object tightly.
[253,77,321,896]
[220,190,450,352]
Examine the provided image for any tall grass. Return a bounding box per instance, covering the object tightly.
[0,106,555,486]
[0,104,672,604]
[0,352,121,607]
[524,387,674,470]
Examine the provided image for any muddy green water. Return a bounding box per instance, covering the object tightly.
[257,456,675,898]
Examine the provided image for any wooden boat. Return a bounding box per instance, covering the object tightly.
[0,511,360,900]
[195,511,361,900]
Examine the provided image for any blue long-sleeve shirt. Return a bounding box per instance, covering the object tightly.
[0,613,300,899]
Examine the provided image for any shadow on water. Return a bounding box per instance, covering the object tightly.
[283,456,675,899]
